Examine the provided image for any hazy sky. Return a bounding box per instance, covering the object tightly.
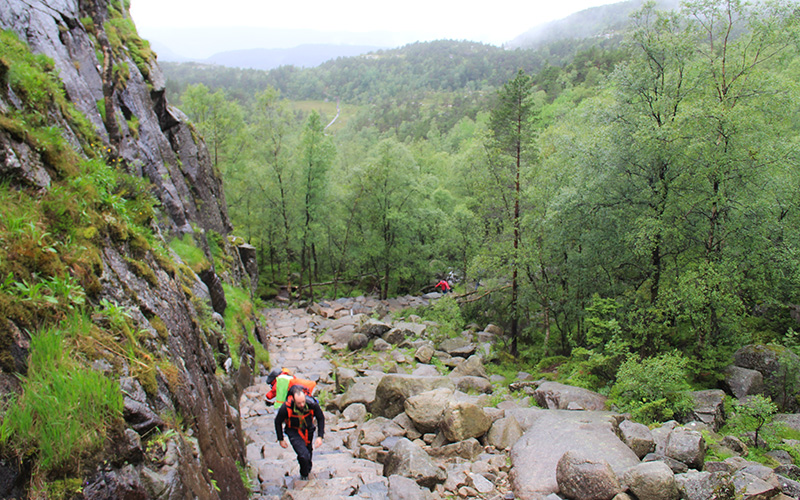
[130,0,622,55]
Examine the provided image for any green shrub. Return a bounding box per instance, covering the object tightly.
[422,296,463,339]
[608,351,694,424]
[727,395,778,449]
[0,316,123,476]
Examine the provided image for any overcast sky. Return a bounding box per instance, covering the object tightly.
[130,0,622,57]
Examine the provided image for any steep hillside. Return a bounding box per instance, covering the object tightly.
[0,0,264,498]
[507,0,681,49]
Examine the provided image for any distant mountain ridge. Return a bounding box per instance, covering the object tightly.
[508,0,681,49]
[205,44,383,70]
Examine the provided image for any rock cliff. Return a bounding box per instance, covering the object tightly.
[0,0,260,497]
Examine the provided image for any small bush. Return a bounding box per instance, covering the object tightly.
[422,296,463,340]
[608,351,694,424]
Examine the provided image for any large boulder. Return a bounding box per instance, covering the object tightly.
[450,355,488,379]
[533,382,607,411]
[387,474,433,500]
[440,401,492,442]
[359,319,392,339]
[414,345,435,364]
[618,419,655,459]
[734,344,800,411]
[403,388,453,433]
[674,470,735,500]
[487,415,524,450]
[356,417,406,447]
[383,322,426,345]
[686,390,726,432]
[724,365,765,399]
[383,438,446,489]
[348,333,369,351]
[733,471,780,500]
[451,376,493,394]
[622,461,679,500]
[340,375,383,411]
[439,337,473,357]
[426,438,483,460]
[665,428,706,470]
[556,451,623,500]
[510,411,640,499]
[372,375,455,419]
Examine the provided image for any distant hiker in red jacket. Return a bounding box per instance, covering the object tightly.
[435,279,451,294]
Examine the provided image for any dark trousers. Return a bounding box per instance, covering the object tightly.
[286,428,314,477]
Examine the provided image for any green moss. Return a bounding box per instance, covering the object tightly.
[44,477,84,500]
[124,256,158,287]
[149,315,168,340]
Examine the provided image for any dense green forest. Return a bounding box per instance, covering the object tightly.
[166,0,800,397]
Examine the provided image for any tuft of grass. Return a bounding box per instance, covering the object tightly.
[0,315,123,476]
[169,234,210,274]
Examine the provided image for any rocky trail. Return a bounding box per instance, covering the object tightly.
[238,295,800,500]
[240,295,477,500]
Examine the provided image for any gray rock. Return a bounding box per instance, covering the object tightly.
[393,412,422,440]
[439,337,471,355]
[343,403,368,423]
[387,474,433,500]
[777,475,800,498]
[467,472,494,494]
[734,344,800,411]
[533,381,608,411]
[721,435,749,456]
[340,375,383,410]
[652,421,679,455]
[665,427,706,470]
[440,401,492,442]
[358,417,406,446]
[411,364,440,377]
[335,366,358,393]
[775,464,800,481]
[642,453,689,474]
[766,450,794,465]
[373,338,392,351]
[487,415,524,450]
[675,470,735,500]
[404,388,453,433]
[725,365,766,399]
[450,355,488,379]
[484,324,504,336]
[510,410,640,498]
[733,470,779,500]
[359,480,391,499]
[427,437,484,460]
[383,438,446,489]
[414,345,435,364]
[622,461,679,500]
[83,465,148,500]
[687,389,726,431]
[372,374,455,418]
[320,324,359,350]
[451,375,494,394]
[619,419,656,459]
[348,333,369,351]
[360,319,392,338]
[556,451,623,500]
